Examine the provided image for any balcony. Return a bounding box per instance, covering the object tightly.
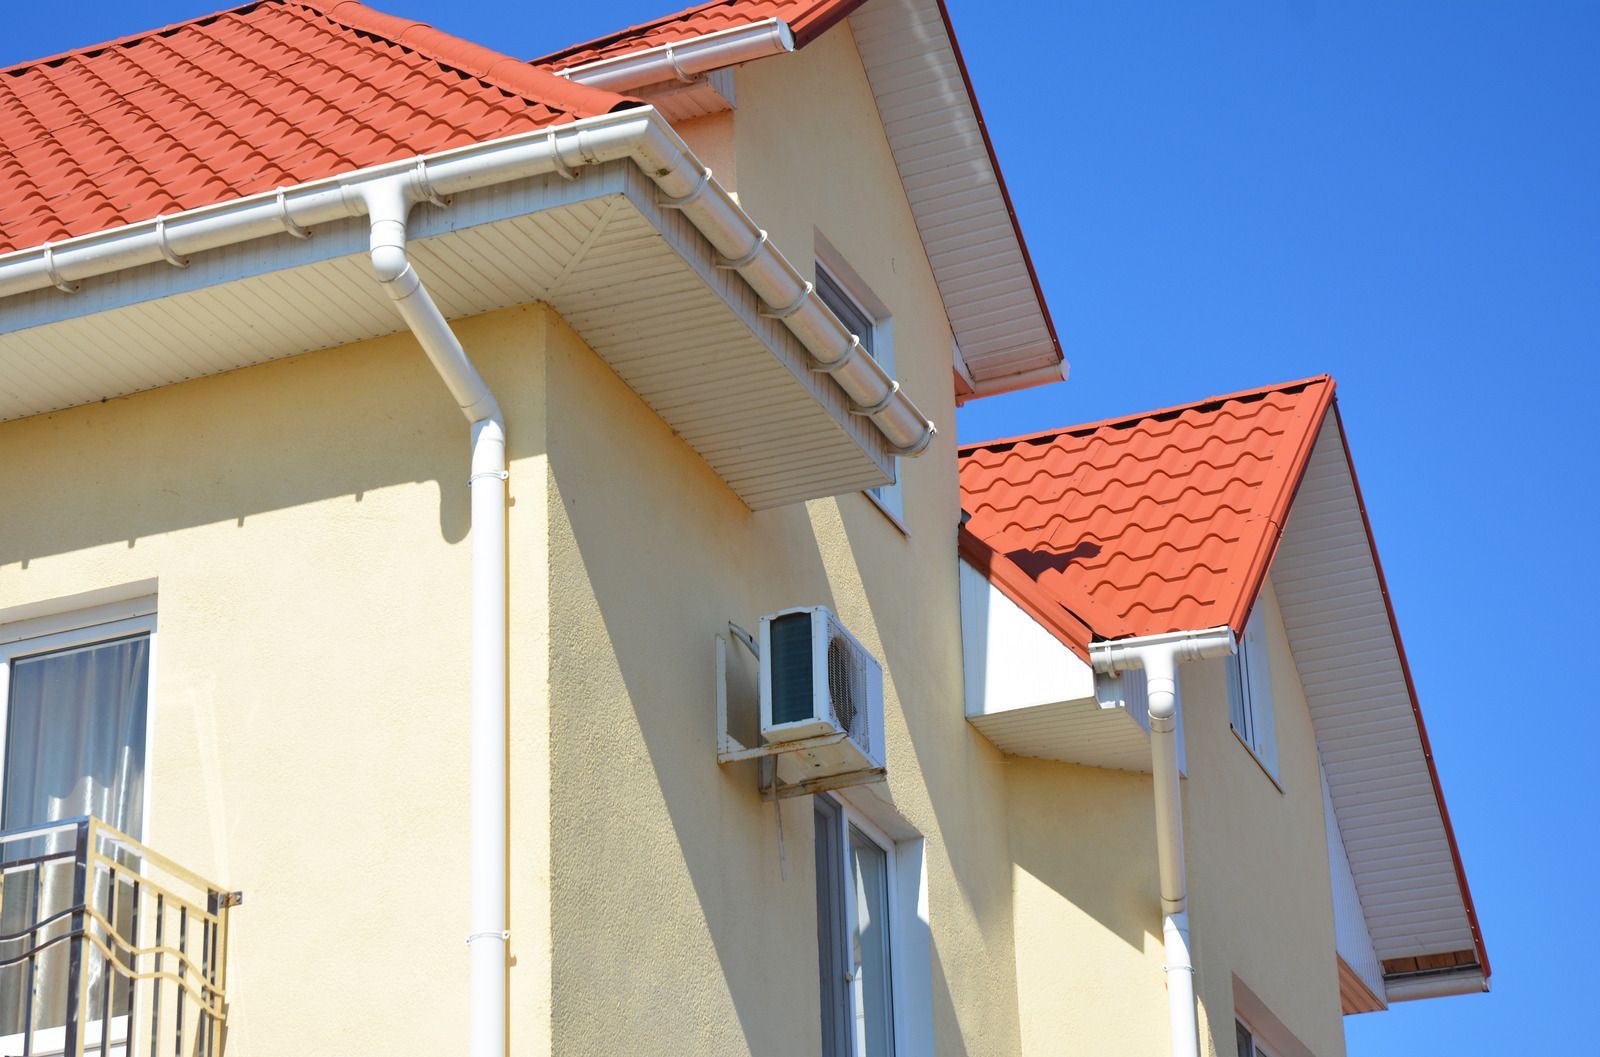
[0,818,232,1057]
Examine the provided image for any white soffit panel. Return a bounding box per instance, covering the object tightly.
[1273,416,1476,962]
[848,0,1062,390]
[1321,763,1386,1004]
[0,164,888,510]
[959,559,1154,772]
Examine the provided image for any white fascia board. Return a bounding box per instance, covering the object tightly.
[557,19,795,90]
[959,558,1095,716]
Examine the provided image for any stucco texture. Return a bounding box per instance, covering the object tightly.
[541,23,1021,1057]
[0,305,554,1056]
[1003,577,1347,1057]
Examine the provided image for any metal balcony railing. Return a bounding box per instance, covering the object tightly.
[0,818,233,1057]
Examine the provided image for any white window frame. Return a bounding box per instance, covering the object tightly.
[813,243,904,533]
[0,596,157,1057]
[1236,1017,1280,1057]
[0,596,159,842]
[815,792,931,1057]
[1226,605,1279,782]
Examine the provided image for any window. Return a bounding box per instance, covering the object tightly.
[1235,1018,1279,1057]
[0,601,154,1037]
[815,795,897,1057]
[1226,605,1278,778]
[814,259,903,528]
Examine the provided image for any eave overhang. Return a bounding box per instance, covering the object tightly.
[0,112,934,509]
[540,0,1067,399]
[1272,407,1490,996]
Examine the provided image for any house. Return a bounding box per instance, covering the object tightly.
[958,376,1488,1055]
[0,2,1483,1057]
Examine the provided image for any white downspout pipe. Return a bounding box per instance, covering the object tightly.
[1092,627,1236,1057]
[359,175,508,1057]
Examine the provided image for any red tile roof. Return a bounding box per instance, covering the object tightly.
[535,0,861,71]
[0,0,632,255]
[959,376,1336,653]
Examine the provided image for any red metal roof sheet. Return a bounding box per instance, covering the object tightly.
[0,0,632,255]
[535,0,860,70]
[959,376,1335,643]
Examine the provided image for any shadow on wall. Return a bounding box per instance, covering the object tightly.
[1003,756,1161,957]
[0,309,550,573]
[545,320,843,1054]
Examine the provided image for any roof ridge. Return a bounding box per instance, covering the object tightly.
[300,1,634,115]
[958,374,1334,455]
[1,0,636,118]
[0,0,265,78]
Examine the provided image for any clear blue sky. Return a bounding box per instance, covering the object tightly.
[6,1,1594,1051]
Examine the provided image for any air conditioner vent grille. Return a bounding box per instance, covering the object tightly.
[827,631,863,739]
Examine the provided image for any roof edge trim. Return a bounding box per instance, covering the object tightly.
[958,525,1094,660]
[1328,402,1491,980]
[959,374,1334,456]
[1223,378,1337,635]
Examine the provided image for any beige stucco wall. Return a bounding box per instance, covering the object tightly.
[0,305,555,1056]
[0,20,1358,1057]
[1004,577,1346,1057]
[540,22,1022,1057]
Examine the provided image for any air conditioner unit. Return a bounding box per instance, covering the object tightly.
[758,606,885,784]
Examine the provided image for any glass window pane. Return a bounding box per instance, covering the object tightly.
[1227,649,1251,743]
[815,798,849,1057]
[848,824,894,1057]
[3,634,151,836]
[816,268,875,357]
[1,632,150,1036]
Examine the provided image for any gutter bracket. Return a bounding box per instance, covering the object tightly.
[714,230,768,270]
[154,216,190,269]
[759,281,812,320]
[41,244,79,293]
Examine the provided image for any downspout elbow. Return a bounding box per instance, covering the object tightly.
[357,177,503,427]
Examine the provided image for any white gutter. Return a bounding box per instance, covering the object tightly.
[1384,968,1488,1002]
[1093,627,1236,1057]
[554,19,795,90]
[0,107,933,457]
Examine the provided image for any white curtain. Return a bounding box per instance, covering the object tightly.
[2,633,149,1035]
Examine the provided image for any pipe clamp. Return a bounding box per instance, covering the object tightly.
[466,930,510,945]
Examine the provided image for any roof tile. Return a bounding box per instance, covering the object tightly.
[959,377,1336,642]
[0,0,635,255]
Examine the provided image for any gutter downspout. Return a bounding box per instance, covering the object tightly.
[1092,627,1236,1057]
[358,175,508,1057]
